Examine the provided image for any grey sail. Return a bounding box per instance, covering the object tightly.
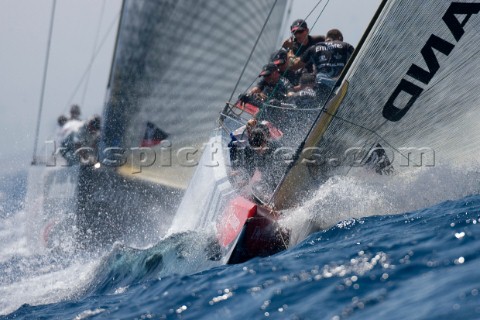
[273,0,480,209]
[103,0,287,189]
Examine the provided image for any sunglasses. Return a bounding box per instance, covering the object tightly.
[292,29,307,35]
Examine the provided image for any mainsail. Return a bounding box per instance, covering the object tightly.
[102,0,288,189]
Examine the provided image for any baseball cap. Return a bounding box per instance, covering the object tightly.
[259,63,278,77]
[271,48,288,65]
[291,19,307,32]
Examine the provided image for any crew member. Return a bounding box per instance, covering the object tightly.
[248,63,293,103]
[60,115,101,166]
[271,48,301,86]
[291,29,355,89]
[287,73,320,108]
[282,19,325,59]
[55,115,68,146]
[69,104,82,120]
[231,127,284,192]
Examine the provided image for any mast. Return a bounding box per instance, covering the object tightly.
[106,0,125,90]
[31,0,56,165]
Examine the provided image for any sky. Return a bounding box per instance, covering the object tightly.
[282,0,381,45]
[0,0,380,173]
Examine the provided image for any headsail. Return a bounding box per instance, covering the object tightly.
[273,0,480,209]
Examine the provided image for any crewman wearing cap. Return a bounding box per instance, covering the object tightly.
[282,19,325,59]
[280,19,325,78]
[270,47,302,86]
[290,28,355,83]
[248,62,293,102]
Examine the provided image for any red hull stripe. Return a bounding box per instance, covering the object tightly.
[217,196,257,247]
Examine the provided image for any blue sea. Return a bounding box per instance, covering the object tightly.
[1,165,480,320]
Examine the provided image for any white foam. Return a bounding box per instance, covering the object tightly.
[0,210,31,263]
[281,165,480,245]
[0,259,100,316]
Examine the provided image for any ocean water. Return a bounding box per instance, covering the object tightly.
[1,166,480,320]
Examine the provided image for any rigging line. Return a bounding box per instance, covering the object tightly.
[235,0,327,118]
[64,9,121,112]
[227,0,280,104]
[285,0,328,65]
[271,0,330,98]
[303,0,325,21]
[239,0,326,101]
[307,0,330,31]
[287,0,325,55]
[80,0,106,107]
[291,0,326,58]
[274,220,289,250]
[32,0,57,165]
[260,0,329,117]
[319,107,414,165]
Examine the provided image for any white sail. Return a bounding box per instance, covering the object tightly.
[274,0,480,209]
